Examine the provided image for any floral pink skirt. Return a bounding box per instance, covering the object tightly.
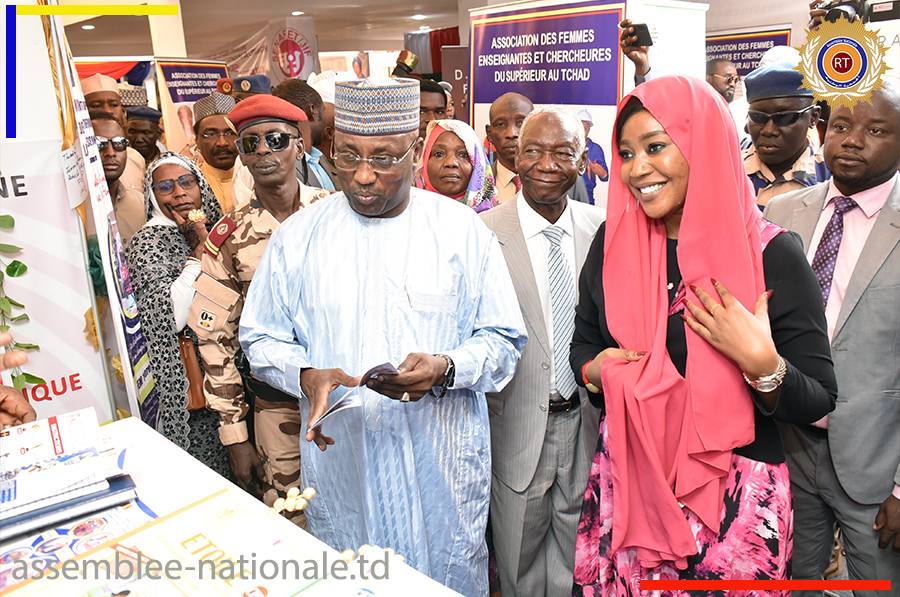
[573,418,793,596]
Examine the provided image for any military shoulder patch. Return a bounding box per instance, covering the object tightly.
[204,215,238,257]
[310,190,332,204]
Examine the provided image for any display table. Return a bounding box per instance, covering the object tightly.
[0,416,461,596]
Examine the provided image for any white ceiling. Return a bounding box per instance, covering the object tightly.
[64,0,459,56]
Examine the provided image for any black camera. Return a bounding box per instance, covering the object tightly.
[816,0,873,23]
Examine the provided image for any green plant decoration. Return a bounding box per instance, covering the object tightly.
[0,213,46,391]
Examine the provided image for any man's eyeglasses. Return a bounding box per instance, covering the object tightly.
[747,105,816,127]
[200,129,238,140]
[711,73,741,85]
[332,138,418,173]
[97,136,129,152]
[152,174,199,195]
[235,132,298,155]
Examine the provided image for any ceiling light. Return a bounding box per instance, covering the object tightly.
[419,25,431,30]
[411,14,427,20]
[81,24,95,30]
[291,10,304,16]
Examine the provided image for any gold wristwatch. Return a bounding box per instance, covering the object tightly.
[742,356,787,393]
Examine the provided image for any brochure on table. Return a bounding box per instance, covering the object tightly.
[2,417,462,595]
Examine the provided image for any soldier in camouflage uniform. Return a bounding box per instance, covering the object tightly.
[188,95,331,527]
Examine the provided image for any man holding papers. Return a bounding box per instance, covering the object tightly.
[239,77,527,596]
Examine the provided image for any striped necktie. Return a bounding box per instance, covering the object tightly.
[542,225,578,400]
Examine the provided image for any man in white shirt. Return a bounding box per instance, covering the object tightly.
[481,107,604,596]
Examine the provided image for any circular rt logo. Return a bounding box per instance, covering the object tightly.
[817,37,867,89]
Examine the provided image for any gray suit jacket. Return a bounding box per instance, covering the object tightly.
[764,179,900,504]
[481,198,604,492]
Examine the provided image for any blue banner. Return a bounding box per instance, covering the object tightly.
[706,29,792,77]
[471,0,624,107]
[108,217,160,428]
[158,61,228,104]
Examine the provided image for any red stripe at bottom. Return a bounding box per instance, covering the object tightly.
[639,580,892,591]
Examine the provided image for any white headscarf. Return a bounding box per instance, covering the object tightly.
[143,153,221,228]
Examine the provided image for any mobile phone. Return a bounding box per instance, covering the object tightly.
[627,23,654,47]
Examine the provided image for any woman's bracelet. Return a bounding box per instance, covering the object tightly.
[742,355,787,393]
[582,361,602,394]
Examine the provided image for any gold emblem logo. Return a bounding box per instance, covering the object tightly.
[240,79,252,92]
[797,17,889,109]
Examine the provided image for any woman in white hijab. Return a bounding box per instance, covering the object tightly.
[125,152,229,478]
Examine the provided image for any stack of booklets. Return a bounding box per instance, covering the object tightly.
[0,408,136,542]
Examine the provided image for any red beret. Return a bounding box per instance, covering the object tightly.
[228,94,308,132]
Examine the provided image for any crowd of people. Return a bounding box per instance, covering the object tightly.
[2,11,898,597]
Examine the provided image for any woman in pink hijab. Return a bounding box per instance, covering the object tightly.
[570,76,837,593]
[415,119,497,213]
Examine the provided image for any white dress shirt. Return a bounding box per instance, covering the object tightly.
[495,161,519,204]
[516,194,577,390]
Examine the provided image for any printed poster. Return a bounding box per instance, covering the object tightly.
[706,27,792,76]
[4,489,459,596]
[48,15,159,424]
[0,140,113,421]
[155,60,229,155]
[470,0,624,208]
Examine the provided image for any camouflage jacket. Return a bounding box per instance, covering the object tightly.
[188,185,330,445]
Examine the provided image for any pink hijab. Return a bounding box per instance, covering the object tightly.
[601,76,765,568]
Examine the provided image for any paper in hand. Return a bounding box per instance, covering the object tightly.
[308,363,400,431]
[360,362,400,385]
[309,385,361,431]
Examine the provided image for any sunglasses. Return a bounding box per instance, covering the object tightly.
[235,132,298,155]
[747,105,816,127]
[152,174,198,195]
[711,73,741,85]
[97,135,129,152]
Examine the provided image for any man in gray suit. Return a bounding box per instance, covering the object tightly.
[764,82,900,594]
[481,107,604,596]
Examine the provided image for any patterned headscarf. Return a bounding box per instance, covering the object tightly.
[416,119,497,213]
[125,152,226,470]
[143,152,223,229]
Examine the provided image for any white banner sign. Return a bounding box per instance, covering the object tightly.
[208,16,321,84]
[869,17,900,82]
[0,140,113,420]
